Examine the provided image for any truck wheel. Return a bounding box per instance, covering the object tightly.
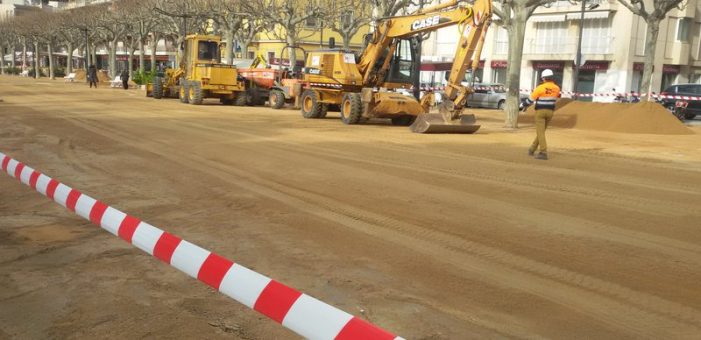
[179,81,189,103]
[269,89,285,109]
[188,81,204,105]
[391,115,416,126]
[497,100,505,110]
[246,88,261,106]
[234,91,248,106]
[301,90,323,118]
[153,77,163,99]
[340,92,362,124]
[684,113,696,120]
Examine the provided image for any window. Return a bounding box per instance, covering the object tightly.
[534,21,568,54]
[677,17,691,42]
[493,68,506,84]
[582,18,612,54]
[494,26,508,55]
[306,14,318,28]
[197,41,219,62]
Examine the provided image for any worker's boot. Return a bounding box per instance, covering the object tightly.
[528,148,535,156]
[535,152,548,160]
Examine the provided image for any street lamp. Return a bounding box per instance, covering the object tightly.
[573,0,600,100]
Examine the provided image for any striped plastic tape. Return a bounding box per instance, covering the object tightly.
[0,152,403,340]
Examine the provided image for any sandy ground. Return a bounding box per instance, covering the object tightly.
[1,75,701,339]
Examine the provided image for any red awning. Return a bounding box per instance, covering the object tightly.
[533,61,564,70]
[577,61,610,71]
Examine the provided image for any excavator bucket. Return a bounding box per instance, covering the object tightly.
[410,101,481,134]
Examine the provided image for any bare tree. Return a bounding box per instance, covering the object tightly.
[205,0,248,64]
[93,2,129,77]
[618,0,685,96]
[0,21,15,74]
[118,0,160,74]
[493,0,555,128]
[323,0,372,50]
[14,13,45,78]
[153,0,209,64]
[370,0,414,30]
[247,0,326,68]
[235,18,265,59]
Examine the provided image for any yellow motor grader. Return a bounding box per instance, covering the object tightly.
[147,34,247,105]
[300,0,492,133]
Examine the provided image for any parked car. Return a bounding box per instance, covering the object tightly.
[658,83,700,120]
[463,83,528,110]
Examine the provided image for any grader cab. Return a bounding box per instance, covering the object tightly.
[149,34,247,105]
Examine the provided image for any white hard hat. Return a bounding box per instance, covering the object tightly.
[541,69,554,79]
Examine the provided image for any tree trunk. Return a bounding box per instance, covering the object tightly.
[139,38,145,74]
[176,35,185,67]
[128,46,135,73]
[641,19,659,98]
[11,46,16,68]
[22,38,27,71]
[149,34,159,73]
[0,45,5,75]
[34,41,40,79]
[504,11,528,128]
[342,32,351,50]
[91,43,97,69]
[242,37,254,58]
[48,43,55,80]
[66,42,74,74]
[108,40,117,78]
[286,35,296,69]
[224,29,235,64]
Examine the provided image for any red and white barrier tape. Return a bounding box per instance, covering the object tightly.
[0,152,403,340]
[419,86,700,100]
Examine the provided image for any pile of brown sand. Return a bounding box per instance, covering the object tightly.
[520,100,693,135]
[73,69,86,81]
[97,70,111,83]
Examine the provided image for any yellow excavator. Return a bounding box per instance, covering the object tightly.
[300,0,492,133]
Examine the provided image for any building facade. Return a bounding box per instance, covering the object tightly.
[421,0,701,99]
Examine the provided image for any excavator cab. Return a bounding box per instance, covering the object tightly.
[385,39,418,87]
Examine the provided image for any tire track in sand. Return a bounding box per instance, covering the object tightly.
[144,118,701,263]
[172,119,700,217]
[62,116,701,338]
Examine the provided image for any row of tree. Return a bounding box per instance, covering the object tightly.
[0,0,686,127]
[0,0,411,79]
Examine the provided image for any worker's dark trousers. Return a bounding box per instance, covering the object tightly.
[122,80,128,90]
[530,109,554,153]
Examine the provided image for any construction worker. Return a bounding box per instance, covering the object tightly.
[523,69,561,160]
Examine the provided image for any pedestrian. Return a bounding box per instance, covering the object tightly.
[120,69,129,90]
[87,64,98,88]
[523,69,561,160]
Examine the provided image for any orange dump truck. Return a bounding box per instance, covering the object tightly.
[237,68,306,109]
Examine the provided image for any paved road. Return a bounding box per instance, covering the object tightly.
[1,77,701,339]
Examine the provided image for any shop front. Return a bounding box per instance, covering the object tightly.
[491,60,507,84]
[575,61,610,101]
[532,61,564,89]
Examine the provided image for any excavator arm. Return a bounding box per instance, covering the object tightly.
[358,0,491,89]
[356,0,492,133]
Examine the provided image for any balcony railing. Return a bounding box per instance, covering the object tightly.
[523,36,615,55]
